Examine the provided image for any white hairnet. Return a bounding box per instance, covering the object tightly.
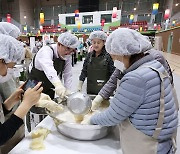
[20,42,26,47]
[0,22,21,38]
[0,34,24,63]
[45,39,51,45]
[36,42,42,47]
[58,32,79,49]
[89,31,107,41]
[105,28,152,56]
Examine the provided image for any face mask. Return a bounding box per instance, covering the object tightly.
[0,68,14,83]
[114,60,126,72]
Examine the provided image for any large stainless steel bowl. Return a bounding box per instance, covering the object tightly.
[56,122,110,141]
[47,94,110,141]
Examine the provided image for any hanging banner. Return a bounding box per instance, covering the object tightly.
[101,19,105,26]
[6,14,11,23]
[112,7,117,18]
[75,9,79,22]
[172,20,176,26]
[40,12,44,24]
[129,15,134,24]
[164,9,170,20]
[152,3,159,15]
[139,26,143,32]
[75,10,79,17]
[40,25,43,32]
[77,22,81,29]
[23,25,27,31]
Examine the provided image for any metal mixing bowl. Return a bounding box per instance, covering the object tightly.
[47,95,110,141]
[56,122,110,141]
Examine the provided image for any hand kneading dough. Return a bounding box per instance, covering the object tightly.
[30,127,50,150]
[36,93,64,113]
[54,104,107,124]
[74,115,84,123]
[81,111,98,124]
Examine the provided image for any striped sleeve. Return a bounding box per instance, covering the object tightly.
[99,69,123,99]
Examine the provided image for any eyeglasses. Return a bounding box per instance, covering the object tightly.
[63,46,76,54]
[0,59,6,64]
[0,59,16,68]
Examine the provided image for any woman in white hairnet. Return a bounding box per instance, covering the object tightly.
[91,41,174,111]
[0,22,21,102]
[0,22,20,38]
[89,28,178,154]
[78,31,115,94]
[27,32,79,131]
[0,34,43,154]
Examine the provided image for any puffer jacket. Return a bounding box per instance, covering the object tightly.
[99,49,173,99]
[91,56,178,154]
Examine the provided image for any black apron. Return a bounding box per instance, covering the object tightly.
[28,46,65,99]
[26,46,65,132]
[87,55,110,95]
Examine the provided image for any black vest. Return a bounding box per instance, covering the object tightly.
[87,53,110,95]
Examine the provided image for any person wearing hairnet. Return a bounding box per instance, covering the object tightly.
[32,41,42,55]
[27,32,79,132]
[0,22,21,102]
[0,22,20,38]
[29,32,79,99]
[89,28,178,154]
[0,34,43,154]
[78,31,115,94]
[91,45,174,111]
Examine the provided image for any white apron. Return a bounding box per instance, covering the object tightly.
[119,66,177,154]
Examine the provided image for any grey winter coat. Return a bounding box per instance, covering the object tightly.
[99,49,173,99]
[91,55,178,154]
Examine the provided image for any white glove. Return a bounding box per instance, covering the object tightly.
[77,81,83,92]
[39,93,51,101]
[36,93,64,113]
[53,81,67,98]
[91,95,104,111]
[81,113,94,125]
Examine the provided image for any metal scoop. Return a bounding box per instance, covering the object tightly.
[66,92,92,115]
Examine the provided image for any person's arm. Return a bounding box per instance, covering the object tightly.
[79,53,91,82]
[98,69,123,99]
[77,53,91,92]
[0,114,24,145]
[0,82,43,145]
[2,85,24,112]
[36,46,68,98]
[107,53,115,76]
[91,73,145,126]
[62,57,73,90]
[36,47,61,84]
